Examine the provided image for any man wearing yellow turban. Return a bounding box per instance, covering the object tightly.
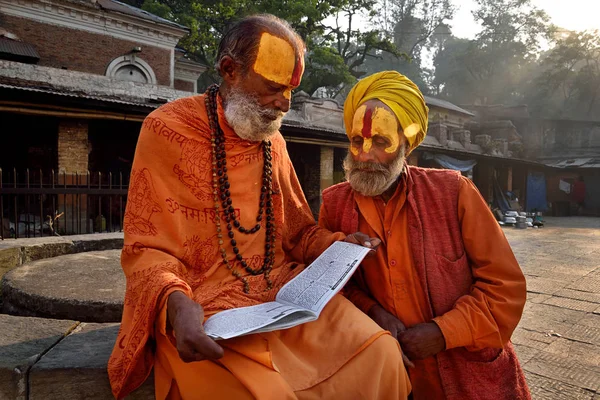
[319,71,531,399]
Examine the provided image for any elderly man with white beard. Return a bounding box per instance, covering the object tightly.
[318,71,531,400]
[109,15,412,400]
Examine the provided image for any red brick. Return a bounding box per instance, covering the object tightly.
[3,15,171,86]
[58,120,88,173]
[174,79,194,92]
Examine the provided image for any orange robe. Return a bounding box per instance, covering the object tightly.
[108,94,411,399]
[319,174,526,399]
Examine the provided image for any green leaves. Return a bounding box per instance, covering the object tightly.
[530,30,600,118]
[432,0,553,105]
[134,0,402,95]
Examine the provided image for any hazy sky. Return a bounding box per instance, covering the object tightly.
[451,0,600,39]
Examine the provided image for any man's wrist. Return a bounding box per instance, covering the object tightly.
[430,320,447,351]
[167,291,189,327]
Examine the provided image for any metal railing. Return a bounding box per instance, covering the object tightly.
[0,169,129,239]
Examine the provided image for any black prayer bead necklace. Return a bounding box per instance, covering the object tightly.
[204,84,276,293]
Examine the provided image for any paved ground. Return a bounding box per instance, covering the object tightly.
[1,220,599,398]
[505,217,600,399]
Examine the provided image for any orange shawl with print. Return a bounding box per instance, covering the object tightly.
[108,94,343,399]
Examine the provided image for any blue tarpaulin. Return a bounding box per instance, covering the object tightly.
[493,176,512,212]
[423,153,477,172]
[526,172,548,212]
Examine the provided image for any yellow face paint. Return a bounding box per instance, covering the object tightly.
[349,104,400,155]
[253,32,303,86]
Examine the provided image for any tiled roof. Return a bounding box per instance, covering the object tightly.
[0,38,39,62]
[424,96,475,117]
[544,158,600,169]
[0,82,158,108]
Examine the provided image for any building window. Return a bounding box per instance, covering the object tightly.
[106,55,157,85]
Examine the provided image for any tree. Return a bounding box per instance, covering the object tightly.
[473,0,550,53]
[528,30,600,119]
[361,0,455,92]
[132,0,403,95]
[433,0,552,105]
[304,0,407,97]
[385,0,455,59]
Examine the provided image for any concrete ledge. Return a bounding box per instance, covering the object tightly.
[0,233,124,299]
[29,323,154,400]
[0,314,78,399]
[2,250,124,322]
[0,314,153,400]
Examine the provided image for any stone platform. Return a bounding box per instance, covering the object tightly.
[1,250,124,322]
[1,219,600,399]
[0,314,153,399]
[0,232,123,285]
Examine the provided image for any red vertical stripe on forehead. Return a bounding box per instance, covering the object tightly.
[290,53,303,86]
[362,107,373,138]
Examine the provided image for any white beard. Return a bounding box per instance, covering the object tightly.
[343,146,406,197]
[223,87,284,142]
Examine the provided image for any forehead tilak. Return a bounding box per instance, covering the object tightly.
[290,52,304,87]
[253,32,302,87]
[361,106,374,138]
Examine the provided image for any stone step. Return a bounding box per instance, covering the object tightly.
[0,233,124,299]
[1,250,124,323]
[0,314,153,400]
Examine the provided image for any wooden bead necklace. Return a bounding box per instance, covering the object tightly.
[204,84,276,293]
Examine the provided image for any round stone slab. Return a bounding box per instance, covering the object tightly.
[1,250,124,323]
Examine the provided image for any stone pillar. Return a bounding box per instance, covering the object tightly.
[320,146,334,194]
[507,166,513,192]
[453,129,471,146]
[429,122,448,146]
[57,120,89,235]
[493,138,509,156]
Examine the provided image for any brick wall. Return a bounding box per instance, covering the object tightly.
[2,15,171,86]
[58,120,89,173]
[57,119,89,234]
[174,79,194,92]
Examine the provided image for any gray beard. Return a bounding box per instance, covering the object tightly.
[223,87,284,142]
[343,146,406,197]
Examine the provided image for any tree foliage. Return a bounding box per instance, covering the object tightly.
[361,0,455,92]
[128,0,402,94]
[432,0,552,105]
[528,30,600,119]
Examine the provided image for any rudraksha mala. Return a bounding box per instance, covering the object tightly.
[204,84,276,293]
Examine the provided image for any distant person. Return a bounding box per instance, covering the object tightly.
[573,175,586,215]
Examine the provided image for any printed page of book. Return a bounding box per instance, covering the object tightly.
[203,301,311,340]
[203,242,371,340]
[276,241,371,316]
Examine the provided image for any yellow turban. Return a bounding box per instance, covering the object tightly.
[344,71,428,154]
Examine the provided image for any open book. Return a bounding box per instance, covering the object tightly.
[204,241,372,340]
